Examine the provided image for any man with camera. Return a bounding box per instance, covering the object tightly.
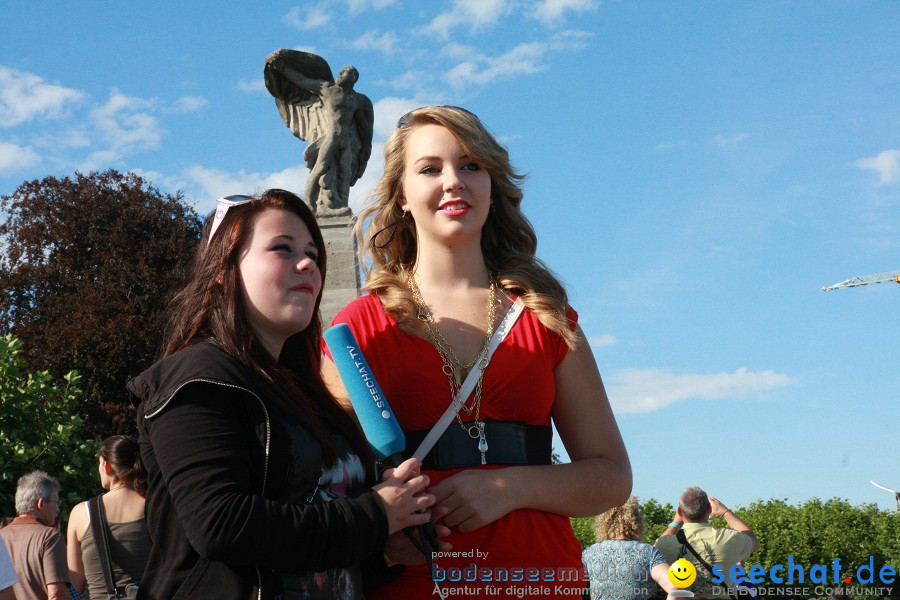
[655,486,759,599]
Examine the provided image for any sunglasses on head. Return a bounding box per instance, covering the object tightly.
[396,105,479,129]
[207,195,254,246]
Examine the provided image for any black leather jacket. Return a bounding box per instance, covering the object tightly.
[129,341,388,600]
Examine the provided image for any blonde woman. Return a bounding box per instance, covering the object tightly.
[324,106,631,597]
[583,497,677,600]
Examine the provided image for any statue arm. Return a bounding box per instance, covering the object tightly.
[276,62,325,95]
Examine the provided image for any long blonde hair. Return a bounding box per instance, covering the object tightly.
[355,106,577,348]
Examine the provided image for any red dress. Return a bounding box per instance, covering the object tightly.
[329,294,585,599]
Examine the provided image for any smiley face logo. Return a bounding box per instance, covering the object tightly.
[668,558,697,588]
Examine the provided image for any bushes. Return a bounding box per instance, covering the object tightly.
[740,497,899,586]
[0,334,98,519]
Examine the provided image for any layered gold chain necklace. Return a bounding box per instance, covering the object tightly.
[407,274,498,464]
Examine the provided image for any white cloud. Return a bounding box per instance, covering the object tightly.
[384,70,430,93]
[32,128,91,150]
[0,140,40,173]
[656,141,686,152]
[0,66,84,128]
[419,0,510,39]
[152,164,309,215]
[532,0,598,26]
[192,165,305,209]
[605,367,791,414]
[345,0,368,13]
[855,149,900,185]
[715,132,750,147]
[445,42,548,89]
[292,44,320,55]
[442,31,590,89]
[588,334,616,348]
[345,0,398,14]
[237,78,267,94]
[81,90,164,170]
[284,4,332,31]
[168,95,208,113]
[441,43,480,61]
[147,155,383,217]
[372,97,418,140]
[350,30,400,57]
[547,29,592,51]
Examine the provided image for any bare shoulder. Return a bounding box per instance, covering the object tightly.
[66,500,89,540]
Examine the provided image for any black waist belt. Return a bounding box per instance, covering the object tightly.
[404,420,552,470]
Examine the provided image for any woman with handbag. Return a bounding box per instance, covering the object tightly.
[128,189,438,599]
[66,435,149,599]
[323,106,632,598]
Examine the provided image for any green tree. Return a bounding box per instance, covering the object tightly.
[0,170,202,436]
[569,497,676,549]
[641,497,675,543]
[0,334,97,519]
[740,497,900,589]
[571,515,595,548]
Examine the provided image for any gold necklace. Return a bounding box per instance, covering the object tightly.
[407,274,498,464]
[410,279,497,377]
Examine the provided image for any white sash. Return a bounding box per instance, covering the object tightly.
[412,297,526,461]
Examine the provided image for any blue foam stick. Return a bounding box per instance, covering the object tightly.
[323,324,405,461]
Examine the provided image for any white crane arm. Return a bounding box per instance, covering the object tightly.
[822,270,900,291]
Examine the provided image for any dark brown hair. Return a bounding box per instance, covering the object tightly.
[99,435,147,497]
[163,188,368,466]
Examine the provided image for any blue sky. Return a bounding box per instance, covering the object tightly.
[2,1,898,511]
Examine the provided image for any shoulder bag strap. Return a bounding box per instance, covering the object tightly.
[675,529,738,600]
[88,494,118,597]
[412,297,526,461]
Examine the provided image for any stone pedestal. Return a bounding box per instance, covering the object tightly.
[318,216,359,325]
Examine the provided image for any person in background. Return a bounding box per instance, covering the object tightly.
[324,106,632,598]
[655,487,759,599]
[129,189,438,599]
[583,496,676,600]
[0,541,18,600]
[0,471,70,600]
[66,435,149,598]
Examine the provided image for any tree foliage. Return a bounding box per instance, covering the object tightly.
[0,334,97,519]
[0,170,202,436]
[739,497,899,588]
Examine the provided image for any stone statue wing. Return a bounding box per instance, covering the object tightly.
[350,93,374,184]
[263,49,334,143]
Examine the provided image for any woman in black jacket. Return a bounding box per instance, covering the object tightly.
[129,189,435,600]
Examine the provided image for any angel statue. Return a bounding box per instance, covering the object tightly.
[264,49,374,216]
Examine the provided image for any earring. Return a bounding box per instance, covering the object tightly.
[372,208,410,249]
